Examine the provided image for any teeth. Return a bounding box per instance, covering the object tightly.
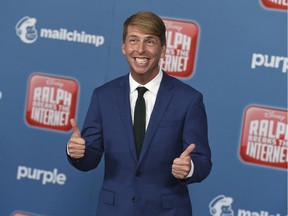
[135,58,148,64]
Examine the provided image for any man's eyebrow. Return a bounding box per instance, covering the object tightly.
[127,35,157,39]
[127,35,139,38]
[145,36,157,40]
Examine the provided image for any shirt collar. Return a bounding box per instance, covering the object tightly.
[129,68,163,94]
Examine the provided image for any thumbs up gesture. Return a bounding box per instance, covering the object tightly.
[67,119,86,159]
[172,144,195,179]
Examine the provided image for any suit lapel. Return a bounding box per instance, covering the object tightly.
[116,75,138,164]
[138,73,174,165]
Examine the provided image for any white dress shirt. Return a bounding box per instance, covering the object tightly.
[129,69,162,128]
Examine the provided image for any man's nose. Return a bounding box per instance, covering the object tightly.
[136,41,145,53]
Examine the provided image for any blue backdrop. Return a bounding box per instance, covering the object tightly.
[0,0,287,215]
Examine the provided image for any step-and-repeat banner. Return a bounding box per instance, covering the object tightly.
[0,0,287,215]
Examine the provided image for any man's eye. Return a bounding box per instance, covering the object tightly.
[129,39,137,43]
[146,40,155,45]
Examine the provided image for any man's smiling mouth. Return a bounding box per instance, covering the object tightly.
[135,57,149,65]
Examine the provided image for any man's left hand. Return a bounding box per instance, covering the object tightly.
[172,144,195,179]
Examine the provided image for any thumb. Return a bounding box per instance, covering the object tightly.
[180,144,196,158]
[70,118,81,138]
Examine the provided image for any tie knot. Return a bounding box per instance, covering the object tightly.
[137,87,148,97]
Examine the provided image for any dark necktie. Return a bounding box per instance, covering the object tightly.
[134,87,148,157]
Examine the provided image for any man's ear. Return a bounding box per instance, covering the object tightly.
[121,43,126,55]
[161,44,167,58]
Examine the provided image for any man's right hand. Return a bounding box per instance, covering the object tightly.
[67,119,86,159]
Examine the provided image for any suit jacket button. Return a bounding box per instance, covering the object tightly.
[136,170,141,177]
[131,196,136,203]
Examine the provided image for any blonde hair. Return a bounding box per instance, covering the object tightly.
[123,11,166,46]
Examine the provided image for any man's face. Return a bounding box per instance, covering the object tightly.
[122,25,166,84]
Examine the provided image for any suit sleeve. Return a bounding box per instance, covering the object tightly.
[181,93,212,184]
[67,89,104,172]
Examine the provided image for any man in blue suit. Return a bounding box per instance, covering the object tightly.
[67,11,212,216]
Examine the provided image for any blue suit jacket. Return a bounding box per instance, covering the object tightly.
[68,72,212,216]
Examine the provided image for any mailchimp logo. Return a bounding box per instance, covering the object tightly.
[209,195,283,216]
[209,195,234,216]
[15,16,38,44]
[15,16,105,47]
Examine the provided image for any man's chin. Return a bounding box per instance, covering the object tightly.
[131,67,149,76]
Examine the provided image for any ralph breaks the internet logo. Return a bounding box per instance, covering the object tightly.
[239,105,288,169]
[25,73,79,132]
[261,0,287,10]
[160,18,199,78]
